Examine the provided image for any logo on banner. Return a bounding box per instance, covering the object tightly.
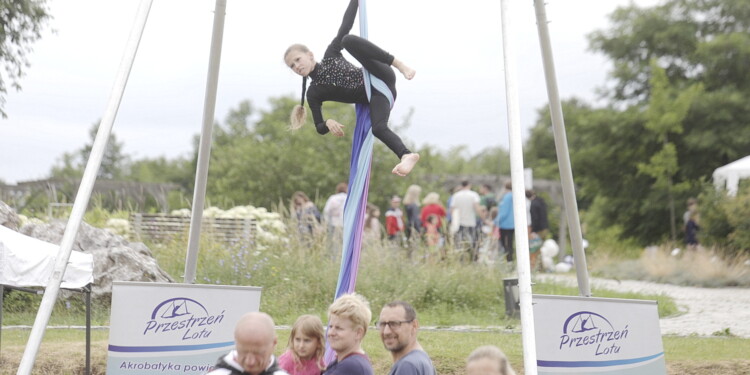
[559,311,630,356]
[142,297,226,341]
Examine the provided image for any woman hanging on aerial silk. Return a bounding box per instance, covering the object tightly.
[284,0,420,177]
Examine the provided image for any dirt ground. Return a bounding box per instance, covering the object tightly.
[666,360,750,375]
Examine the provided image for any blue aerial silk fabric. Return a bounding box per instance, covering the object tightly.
[324,0,395,365]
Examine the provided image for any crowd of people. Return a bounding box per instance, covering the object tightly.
[292,181,700,261]
[207,295,515,375]
[291,180,551,268]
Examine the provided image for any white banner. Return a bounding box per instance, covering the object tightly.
[106,281,262,375]
[533,294,666,375]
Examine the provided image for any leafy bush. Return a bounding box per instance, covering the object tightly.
[580,198,642,259]
[699,183,750,256]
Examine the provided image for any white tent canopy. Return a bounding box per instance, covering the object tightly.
[0,225,93,289]
[713,155,750,197]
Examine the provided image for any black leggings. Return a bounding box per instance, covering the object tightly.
[342,35,410,159]
[500,229,515,262]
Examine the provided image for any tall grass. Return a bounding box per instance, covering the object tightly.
[1,287,110,326]
[146,226,679,325]
[593,245,750,287]
[149,231,517,325]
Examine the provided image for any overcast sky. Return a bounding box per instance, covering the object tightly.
[0,0,661,185]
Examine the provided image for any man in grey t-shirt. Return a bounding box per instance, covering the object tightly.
[377,301,437,375]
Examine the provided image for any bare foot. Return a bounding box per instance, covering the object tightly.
[392,58,416,80]
[391,153,420,177]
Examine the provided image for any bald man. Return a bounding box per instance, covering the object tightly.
[207,312,288,375]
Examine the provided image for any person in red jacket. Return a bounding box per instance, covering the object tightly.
[385,195,404,243]
[419,192,446,230]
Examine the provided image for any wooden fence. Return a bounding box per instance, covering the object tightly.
[129,213,256,242]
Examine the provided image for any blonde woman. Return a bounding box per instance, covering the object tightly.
[420,192,446,230]
[324,293,374,375]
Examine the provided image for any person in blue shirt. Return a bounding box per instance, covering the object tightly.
[494,181,515,263]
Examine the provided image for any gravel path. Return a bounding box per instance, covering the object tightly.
[535,274,750,338]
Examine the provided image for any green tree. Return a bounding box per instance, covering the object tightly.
[80,123,130,179]
[699,182,750,256]
[637,60,702,240]
[50,122,130,180]
[0,0,51,117]
[524,98,596,180]
[49,152,83,179]
[465,146,510,176]
[588,0,750,169]
[523,0,750,245]
[525,98,680,244]
[206,97,426,211]
[588,0,750,102]
[128,156,192,186]
[42,95,513,215]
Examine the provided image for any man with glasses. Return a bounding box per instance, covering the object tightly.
[377,301,436,375]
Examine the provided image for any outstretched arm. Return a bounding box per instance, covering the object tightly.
[308,90,345,136]
[324,0,358,58]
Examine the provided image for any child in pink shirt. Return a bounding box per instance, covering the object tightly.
[278,315,326,375]
[424,214,441,247]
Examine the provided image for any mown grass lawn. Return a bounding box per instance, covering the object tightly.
[1,328,749,374]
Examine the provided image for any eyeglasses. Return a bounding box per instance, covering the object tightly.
[376,320,414,330]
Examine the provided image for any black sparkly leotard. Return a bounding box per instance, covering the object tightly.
[306,0,411,159]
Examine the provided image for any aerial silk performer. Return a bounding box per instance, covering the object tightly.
[282,0,418,366]
[283,0,418,177]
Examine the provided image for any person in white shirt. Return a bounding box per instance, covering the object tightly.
[323,182,348,255]
[450,181,482,261]
[324,183,348,230]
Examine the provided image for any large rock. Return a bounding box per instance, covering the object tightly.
[16,218,174,299]
[20,220,174,298]
[0,201,20,230]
